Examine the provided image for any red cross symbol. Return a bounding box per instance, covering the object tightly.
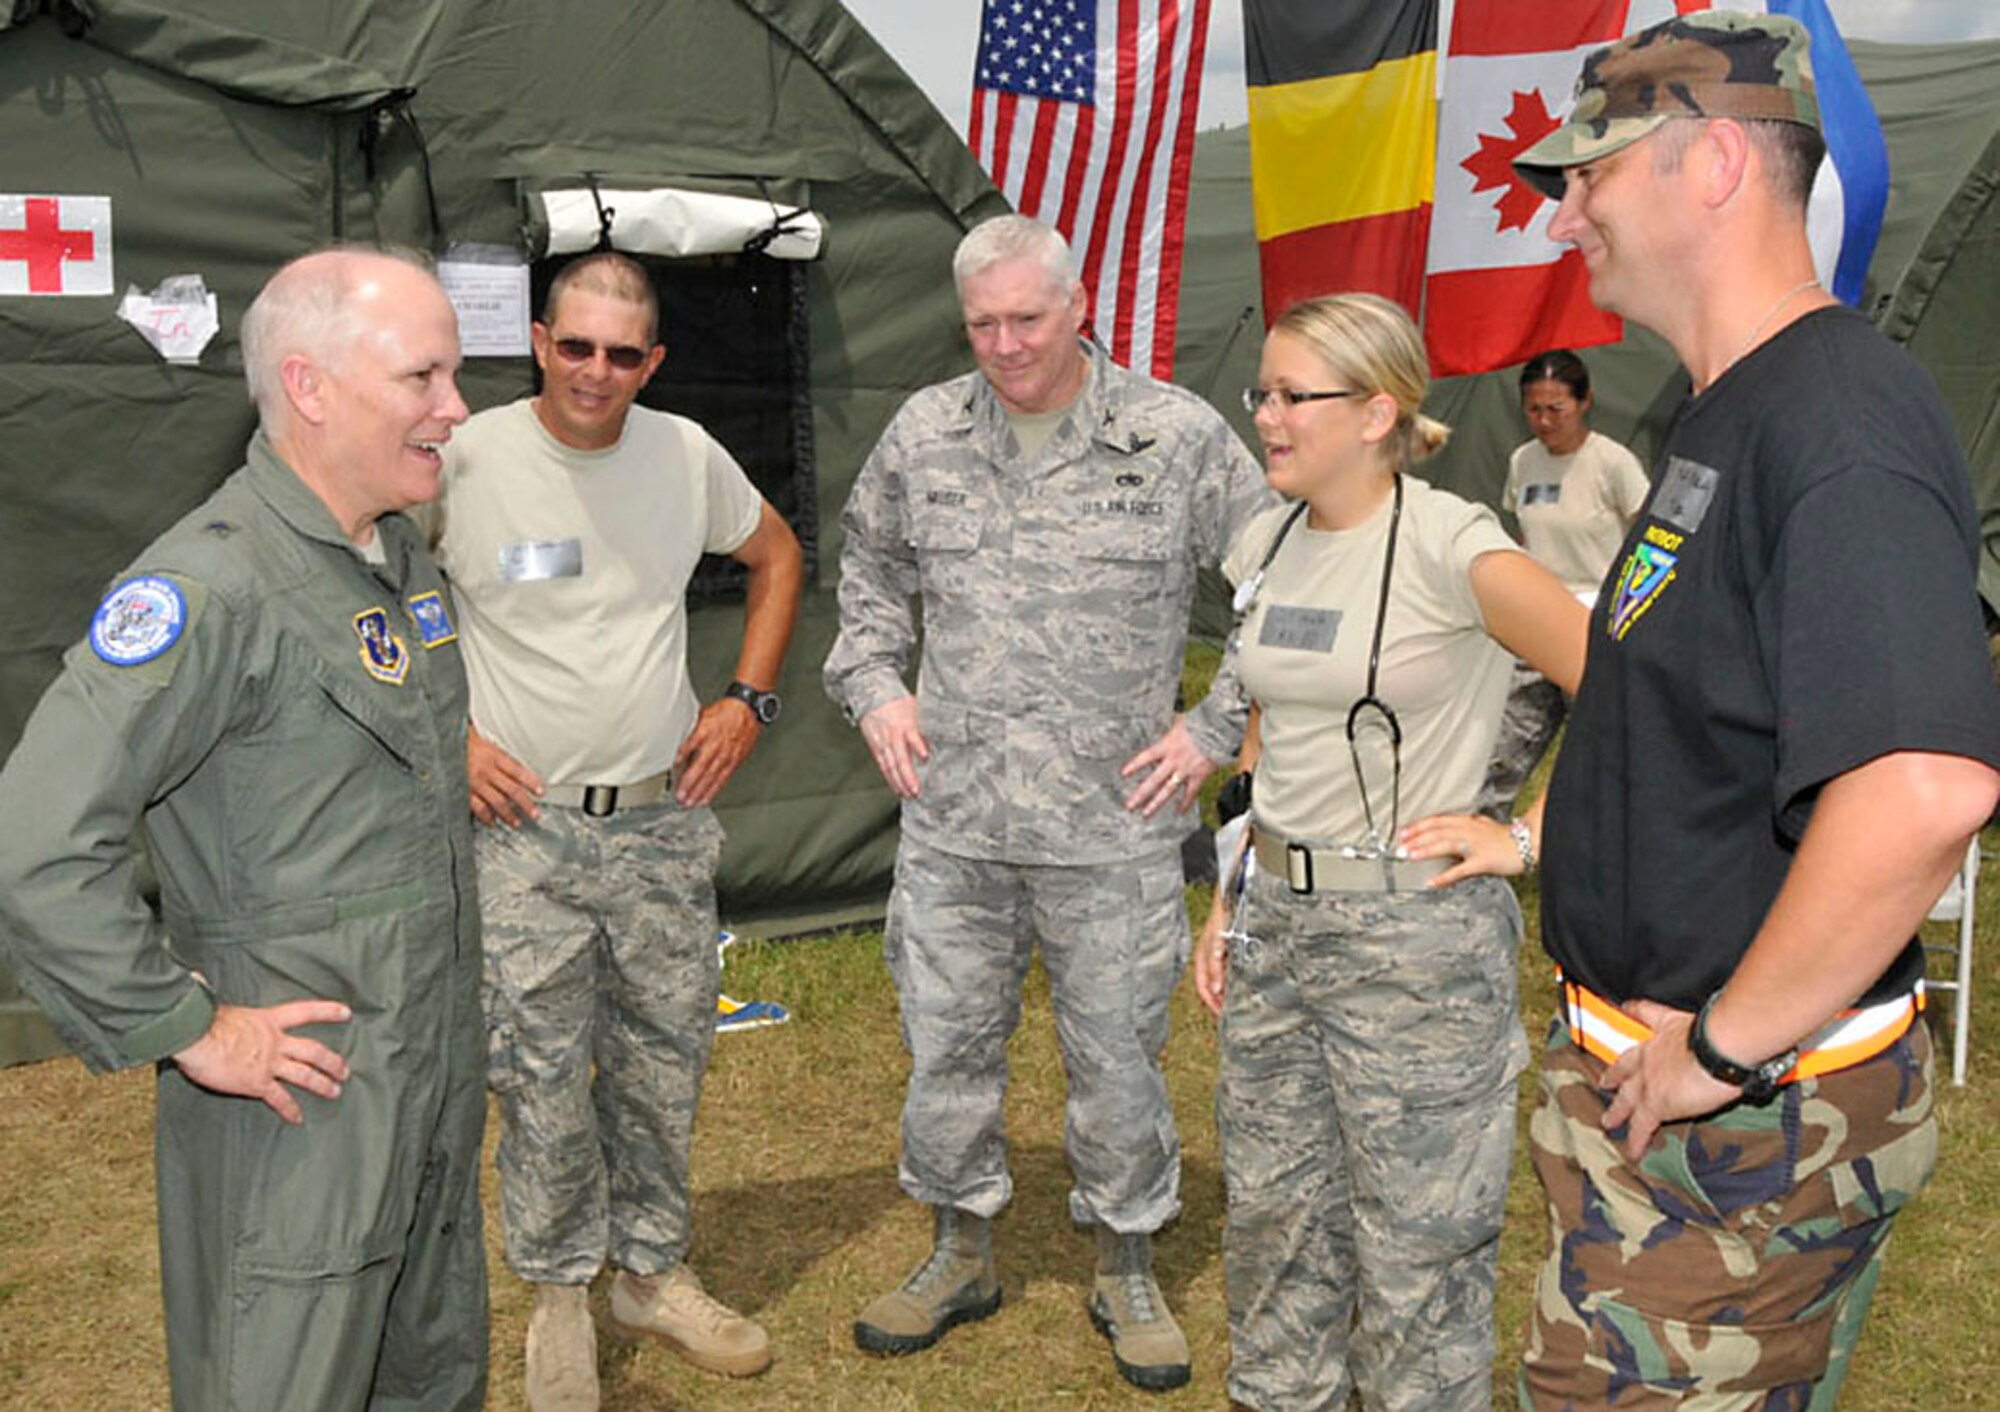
[0,197,98,294]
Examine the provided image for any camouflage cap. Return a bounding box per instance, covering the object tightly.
[1513,10,1820,200]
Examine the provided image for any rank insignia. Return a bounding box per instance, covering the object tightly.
[90,576,186,666]
[1608,541,1677,641]
[406,590,457,649]
[353,606,410,685]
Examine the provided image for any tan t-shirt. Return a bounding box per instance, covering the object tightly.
[433,399,764,784]
[1001,361,1092,461]
[1503,429,1649,598]
[1225,478,1521,846]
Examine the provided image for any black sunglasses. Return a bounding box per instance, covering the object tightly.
[551,337,650,372]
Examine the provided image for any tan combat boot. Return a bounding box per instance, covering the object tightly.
[524,1283,600,1412]
[1088,1227,1190,1391]
[853,1205,1002,1354]
[608,1263,772,1377]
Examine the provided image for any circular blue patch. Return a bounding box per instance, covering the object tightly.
[89,575,188,667]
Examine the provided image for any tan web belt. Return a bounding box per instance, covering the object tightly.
[1251,829,1450,895]
[541,769,674,816]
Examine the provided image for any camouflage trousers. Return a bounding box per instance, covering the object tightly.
[884,836,1189,1231]
[1475,665,1567,822]
[1519,1021,1937,1410]
[477,800,725,1284]
[1218,872,1529,1412]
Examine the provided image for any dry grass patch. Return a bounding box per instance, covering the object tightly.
[3,845,1996,1409]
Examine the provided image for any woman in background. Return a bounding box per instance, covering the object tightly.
[1477,348,1647,819]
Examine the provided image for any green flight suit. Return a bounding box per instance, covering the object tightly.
[0,435,487,1411]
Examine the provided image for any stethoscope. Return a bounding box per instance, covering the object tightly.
[1233,474,1406,858]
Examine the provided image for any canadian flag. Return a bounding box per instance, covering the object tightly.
[0,194,113,297]
[1423,0,1886,377]
[1422,2,1627,378]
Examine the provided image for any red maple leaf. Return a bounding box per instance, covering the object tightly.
[1461,89,1563,234]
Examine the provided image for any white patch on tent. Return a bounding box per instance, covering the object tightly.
[438,248,531,357]
[0,194,112,297]
[117,274,220,363]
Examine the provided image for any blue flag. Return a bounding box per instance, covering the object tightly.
[1763,0,1890,305]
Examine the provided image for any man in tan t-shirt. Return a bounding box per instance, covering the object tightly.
[431,251,802,1412]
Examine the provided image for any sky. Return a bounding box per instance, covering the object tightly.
[841,0,2000,137]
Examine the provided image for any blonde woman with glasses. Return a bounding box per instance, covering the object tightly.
[1198,294,1584,1411]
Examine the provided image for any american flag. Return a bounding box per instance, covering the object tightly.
[968,0,1212,380]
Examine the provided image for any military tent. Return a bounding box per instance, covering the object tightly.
[0,0,1011,1065]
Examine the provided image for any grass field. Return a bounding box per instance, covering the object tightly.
[1,840,1995,1410]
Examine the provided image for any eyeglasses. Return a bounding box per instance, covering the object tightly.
[1241,386,1361,414]
[550,337,650,372]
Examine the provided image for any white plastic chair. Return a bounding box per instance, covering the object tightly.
[1925,839,1979,1087]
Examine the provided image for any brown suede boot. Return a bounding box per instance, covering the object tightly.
[524,1283,600,1412]
[854,1206,1002,1354]
[1088,1227,1190,1392]
[608,1263,771,1378]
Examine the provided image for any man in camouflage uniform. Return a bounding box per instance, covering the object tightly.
[1508,13,2000,1405]
[824,213,1271,1391]
[0,248,487,1410]
[430,251,803,1409]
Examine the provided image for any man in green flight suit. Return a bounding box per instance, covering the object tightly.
[0,247,488,1410]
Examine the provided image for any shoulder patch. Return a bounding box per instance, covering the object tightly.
[89,576,188,666]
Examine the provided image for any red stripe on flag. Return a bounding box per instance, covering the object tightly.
[968,86,989,161]
[990,92,1019,191]
[1079,0,1142,349]
[1017,101,1063,214]
[1055,103,1097,239]
[1154,0,1210,377]
[1111,0,1180,365]
[1422,252,1621,376]
[1450,0,1626,56]
[1258,206,1434,325]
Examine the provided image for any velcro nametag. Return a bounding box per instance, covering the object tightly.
[1521,482,1562,507]
[1259,605,1341,653]
[498,538,583,582]
[1654,457,1719,533]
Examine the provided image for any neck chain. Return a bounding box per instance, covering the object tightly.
[1714,278,1820,385]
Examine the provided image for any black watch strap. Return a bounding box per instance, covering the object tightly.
[1688,992,1796,1104]
[723,680,781,725]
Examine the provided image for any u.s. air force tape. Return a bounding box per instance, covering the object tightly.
[89,575,188,666]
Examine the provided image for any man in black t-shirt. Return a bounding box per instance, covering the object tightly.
[1501,12,2000,1406]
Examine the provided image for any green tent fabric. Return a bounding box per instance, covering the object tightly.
[6,12,1996,1068]
[0,0,1008,1065]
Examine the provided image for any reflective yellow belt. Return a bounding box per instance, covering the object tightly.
[1557,971,1921,1085]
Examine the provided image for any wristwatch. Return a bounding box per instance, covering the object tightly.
[723,680,782,726]
[1688,992,1797,1105]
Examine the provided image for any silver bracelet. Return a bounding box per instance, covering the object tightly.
[1507,818,1537,873]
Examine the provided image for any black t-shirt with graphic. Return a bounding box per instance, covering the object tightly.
[1543,306,2000,1010]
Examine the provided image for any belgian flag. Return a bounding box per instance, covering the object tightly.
[1245,1,1438,324]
